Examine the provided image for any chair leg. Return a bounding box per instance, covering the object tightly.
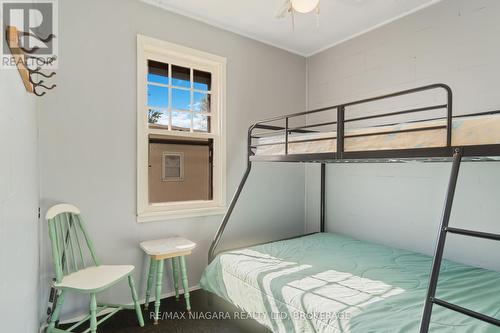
[90,293,97,333]
[179,256,191,312]
[128,275,145,327]
[154,259,164,325]
[171,257,179,300]
[144,257,157,310]
[47,290,65,333]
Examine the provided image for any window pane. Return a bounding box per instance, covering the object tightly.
[148,60,168,84]
[194,70,211,91]
[148,108,168,127]
[149,140,213,203]
[165,166,180,178]
[193,114,210,132]
[163,154,182,179]
[165,155,180,167]
[172,89,190,111]
[172,111,191,131]
[172,65,190,88]
[147,84,168,108]
[193,92,211,113]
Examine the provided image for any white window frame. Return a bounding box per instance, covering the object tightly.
[137,35,227,222]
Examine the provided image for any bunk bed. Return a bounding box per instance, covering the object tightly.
[200,84,500,333]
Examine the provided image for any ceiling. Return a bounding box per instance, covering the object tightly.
[141,0,441,56]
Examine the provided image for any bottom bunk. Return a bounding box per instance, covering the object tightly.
[201,233,500,333]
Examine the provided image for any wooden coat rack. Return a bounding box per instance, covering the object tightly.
[5,25,56,96]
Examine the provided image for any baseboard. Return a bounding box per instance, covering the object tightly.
[38,285,201,333]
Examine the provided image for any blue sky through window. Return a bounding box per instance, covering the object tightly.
[147,64,209,132]
[147,85,168,108]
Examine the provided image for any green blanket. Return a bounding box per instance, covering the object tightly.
[201,233,500,332]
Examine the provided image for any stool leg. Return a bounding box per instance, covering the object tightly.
[171,257,179,300]
[154,259,164,325]
[128,275,145,327]
[179,256,191,311]
[145,257,157,310]
[90,293,97,333]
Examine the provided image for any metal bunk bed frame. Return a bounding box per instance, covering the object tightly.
[207,83,500,332]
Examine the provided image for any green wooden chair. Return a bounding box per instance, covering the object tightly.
[46,204,144,333]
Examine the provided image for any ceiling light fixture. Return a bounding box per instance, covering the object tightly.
[290,0,320,14]
[276,0,321,30]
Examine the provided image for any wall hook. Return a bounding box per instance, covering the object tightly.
[36,82,56,90]
[19,45,40,54]
[33,89,46,97]
[19,31,55,43]
[28,72,44,85]
[32,68,56,78]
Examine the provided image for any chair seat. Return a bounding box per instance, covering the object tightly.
[54,265,134,292]
[140,237,196,257]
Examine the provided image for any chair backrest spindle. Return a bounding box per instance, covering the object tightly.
[46,204,100,282]
[70,213,85,269]
[64,215,78,271]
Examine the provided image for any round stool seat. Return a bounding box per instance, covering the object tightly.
[140,237,196,258]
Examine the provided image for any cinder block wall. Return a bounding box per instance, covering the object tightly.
[305,0,500,271]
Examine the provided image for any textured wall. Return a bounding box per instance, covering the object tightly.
[305,0,500,271]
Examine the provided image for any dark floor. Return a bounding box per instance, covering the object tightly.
[60,289,271,333]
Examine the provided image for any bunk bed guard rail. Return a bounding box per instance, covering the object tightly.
[250,83,453,161]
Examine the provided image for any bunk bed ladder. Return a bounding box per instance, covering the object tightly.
[419,147,500,332]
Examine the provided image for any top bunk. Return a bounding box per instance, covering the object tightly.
[249,84,500,163]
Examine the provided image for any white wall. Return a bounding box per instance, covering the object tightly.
[0,70,39,330]
[38,0,306,319]
[32,0,500,325]
[306,0,500,271]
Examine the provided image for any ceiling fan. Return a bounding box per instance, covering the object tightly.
[276,0,320,29]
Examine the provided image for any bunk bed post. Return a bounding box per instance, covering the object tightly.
[445,85,453,146]
[285,117,289,155]
[419,147,463,333]
[320,163,326,232]
[336,106,345,159]
[208,125,256,264]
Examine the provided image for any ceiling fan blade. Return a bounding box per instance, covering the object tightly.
[275,0,291,18]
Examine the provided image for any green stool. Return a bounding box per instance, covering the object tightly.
[140,237,196,324]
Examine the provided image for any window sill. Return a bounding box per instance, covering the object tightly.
[137,206,227,223]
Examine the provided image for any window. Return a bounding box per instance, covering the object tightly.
[162,152,184,182]
[137,35,226,222]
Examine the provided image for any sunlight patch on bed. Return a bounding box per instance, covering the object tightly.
[219,249,312,331]
[280,270,406,331]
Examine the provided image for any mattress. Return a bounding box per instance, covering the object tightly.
[255,114,500,155]
[200,233,500,333]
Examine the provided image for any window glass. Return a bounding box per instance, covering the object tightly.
[193,114,209,132]
[172,89,190,111]
[147,85,168,108]
[171,111,191,131]
[172,65,190,88]
[148,60,168,84]
[194,70,211,91]
[193,92,210,113]
[148,108,168,127]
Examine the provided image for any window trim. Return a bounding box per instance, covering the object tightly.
[137,35,227,222]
